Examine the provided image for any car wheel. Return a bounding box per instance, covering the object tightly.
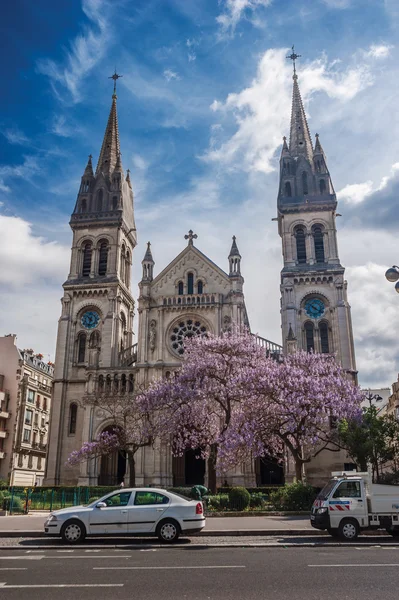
[386,528,399,537]
[338,518,359,541]
[327,527,339,538]
[156,519,180,543]
[61,519,86,545]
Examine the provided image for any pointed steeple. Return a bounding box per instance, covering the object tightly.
[96,93,121,177]
[289,73,313,163]
[314,133,323,154]
[141,242,154,282]
[280,136,290,158]
[229,236,241,277]
[287,323,296,341]
[126,169,132,188]
[84,154,94,177]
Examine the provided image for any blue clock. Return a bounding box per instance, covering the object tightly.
[304,298,325,319]
[81,310,100,330]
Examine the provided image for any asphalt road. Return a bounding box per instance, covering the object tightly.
[1,546,399,600]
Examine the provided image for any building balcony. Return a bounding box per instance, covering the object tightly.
[253,334,283,359]
[0,410,10,419]
[161,293,223,310]
[0,430,8,439]
[0,451,5,460]
[84,368,136,399]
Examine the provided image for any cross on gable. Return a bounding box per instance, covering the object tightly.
[184,230,198,246]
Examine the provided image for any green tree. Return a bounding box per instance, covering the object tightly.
[339,405,399,482]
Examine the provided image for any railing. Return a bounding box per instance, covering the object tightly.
[162,293,222,308]
[119,343,138,367]
[253,334,283,359]
[0,411,10,420]
[85,368,136,398]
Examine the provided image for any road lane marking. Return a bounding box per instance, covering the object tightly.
[309,564,399,568]
[0,568,28,571]
[93,565,246,570]
[0,583,124,589]
[0,556,44,560]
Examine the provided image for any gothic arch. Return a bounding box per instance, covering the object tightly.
[299,291,331,309]
[97,239,109,276]
[289,220,309,235]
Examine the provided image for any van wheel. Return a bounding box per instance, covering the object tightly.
[61,519,86,545]
[338,518,359,541]
[386,528,399,537]
[156,519,180,543]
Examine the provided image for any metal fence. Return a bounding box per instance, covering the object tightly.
[2,486,116,514]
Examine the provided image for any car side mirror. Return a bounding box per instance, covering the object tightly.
[96,502,107,508]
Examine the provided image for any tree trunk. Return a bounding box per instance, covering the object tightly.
[207,444,217,493]
[294,458,303,482]
[128,452,136,487]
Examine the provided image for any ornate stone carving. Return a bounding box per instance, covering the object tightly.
[149,319,157,353]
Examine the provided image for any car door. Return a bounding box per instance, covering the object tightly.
[329,480,366,522]
[89,491,132,534]
[128,491,170,533]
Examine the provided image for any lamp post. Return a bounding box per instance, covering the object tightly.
[364,391,383,409]
[385,266,399,293]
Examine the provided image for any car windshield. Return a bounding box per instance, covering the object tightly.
[316,479,338,500]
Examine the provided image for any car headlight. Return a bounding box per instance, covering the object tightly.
[47,515,58,523]
[317,507,328,514]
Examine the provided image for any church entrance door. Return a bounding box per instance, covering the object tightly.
[255,456,284,486]
[98,427,126,486]
[172,448,205,486]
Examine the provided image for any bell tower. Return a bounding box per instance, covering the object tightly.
[45,74,137,485]
[277,49,357,382]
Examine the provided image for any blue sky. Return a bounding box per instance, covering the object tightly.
[1,0,399,387]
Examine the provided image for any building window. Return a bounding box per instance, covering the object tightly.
[36,395,41,409]
[170,319,207,356]
[125,250,131,287]
[304,322,315,352]
[302,171,309,195]
[319,179,326,194]
[187,272,194,295]
[112,196,118,210]
[80,198,87,213]
[178,281,184,295]
[28,454,33,469]
[319,322,330,354]
[23,428,31,443]
[98,242,108,276]
[37,457,42,470]
[69,404,78,435]
[25,409,33,425]
[27,389,35,404]
[313,226,325,263]
[197,280,203,294]
[18,454,23,467]
[120,245,126,283]
[295,228,307,264]
[77,333,86,363]
[43,397,47,411]
[82,243,92,277]
[96,189,103,212]
[284,181,292,197]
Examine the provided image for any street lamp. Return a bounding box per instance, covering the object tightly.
[364,391,383,409]
[385,266,399,293]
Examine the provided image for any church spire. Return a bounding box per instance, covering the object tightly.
[229,236,241,277]
[141,242,154,282]
[287,47,313,163]
[83,154,94,177]
[96,75,122,177]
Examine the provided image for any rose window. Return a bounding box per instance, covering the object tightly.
[170,319,207,355]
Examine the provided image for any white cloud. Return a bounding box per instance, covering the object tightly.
[188,52,197,62]
[217,0,272,35]
[51,115,75,137]
[0,182,11,193]
[3,128,30,146]
[0,156,41,192]
[36,0,111,103]
[322,0,352,8]
[163,69,181,82]
[204,48,373,173]
[365,43,393,59]
[337,181,373,204]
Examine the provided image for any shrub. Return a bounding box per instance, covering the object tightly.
[1,494,24,512]
[269,482,317,511]
[0,478,8,490]
[228,486,251,511]
[206,494,230,511]
[249,492,266,509]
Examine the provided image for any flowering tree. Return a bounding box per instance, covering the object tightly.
[139,329,267,492]
[232,351,364,481]
[67,389,152,487]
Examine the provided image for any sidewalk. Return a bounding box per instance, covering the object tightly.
[0,513,315,537]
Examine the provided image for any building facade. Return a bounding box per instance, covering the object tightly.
[0,335,53,486]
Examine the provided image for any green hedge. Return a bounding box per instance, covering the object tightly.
[269,482,317,511]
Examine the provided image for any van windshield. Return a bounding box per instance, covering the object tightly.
[317,479,337,500]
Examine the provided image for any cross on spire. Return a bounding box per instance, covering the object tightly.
[109,70,123,96]
[286,45,301,76]
[184,230,198,246]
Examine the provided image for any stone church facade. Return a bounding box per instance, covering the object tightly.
[45,66,356,488]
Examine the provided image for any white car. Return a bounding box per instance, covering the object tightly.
[44,488,206,544]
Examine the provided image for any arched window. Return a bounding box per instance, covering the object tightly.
[77,333,86,363]
[120,312,126,353]
[96,189,103,212]
[89,330,100,349]
[304,322,315,352]
[98,242,108,276]
[319,179,326,194]
[295,227,307,264]
[187,272,194,295]
[302,171,308,195]
[178,281,184,295]
[197,280,203,294]
[319,322,330,354]
[112,196,118,210]
[120,246,126,283]
[285,181,292,197]
[82,243,92,277]
[80,198,87,213]
[313,226,325,263]
[128,374,134,393]
[125,250,131,287]
[285,162,290,174]
[69,404,77,435]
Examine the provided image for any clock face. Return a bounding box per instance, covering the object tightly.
[81,310,100,330]
[304,298,325,319]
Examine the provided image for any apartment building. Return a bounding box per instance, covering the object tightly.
[0,334,53,486]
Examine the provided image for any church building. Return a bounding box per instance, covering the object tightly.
[45,59,357,488]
